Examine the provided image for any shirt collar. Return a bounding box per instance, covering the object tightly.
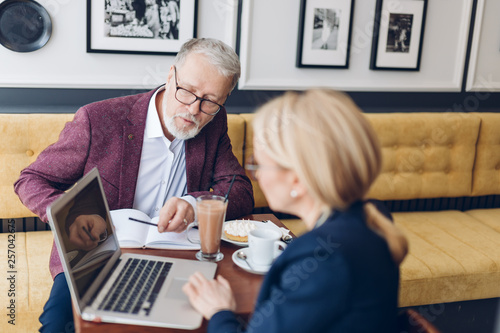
[314,210,332,229]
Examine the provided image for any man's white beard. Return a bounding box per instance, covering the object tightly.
[164,111,201,140]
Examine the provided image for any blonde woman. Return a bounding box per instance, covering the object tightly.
[183,89,408,332]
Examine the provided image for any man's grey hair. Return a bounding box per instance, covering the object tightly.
[174,38,241,93]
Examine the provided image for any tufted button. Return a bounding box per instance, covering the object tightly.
[444,169,450,174]
[418,169,424,174]
[393,145,398,149]
[448,143,453,149]
[26,149,34,157]
[128,134,134,140]
[496,164,500,170]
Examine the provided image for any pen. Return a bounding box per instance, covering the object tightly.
[82,226,96,241]
[128,217,157,227]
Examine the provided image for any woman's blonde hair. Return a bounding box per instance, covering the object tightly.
[253,89,408,264]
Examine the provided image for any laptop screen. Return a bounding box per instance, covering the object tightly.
[52,175,118,299]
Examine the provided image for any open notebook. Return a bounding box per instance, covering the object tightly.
[110,208,200,249]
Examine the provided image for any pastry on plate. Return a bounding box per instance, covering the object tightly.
[224,220,257,242]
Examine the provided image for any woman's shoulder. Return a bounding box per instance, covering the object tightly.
[277,226,344,267]
[279,201,393,259]
[288,206,392,262]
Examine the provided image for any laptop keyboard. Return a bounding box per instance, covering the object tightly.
[98,258,172,316]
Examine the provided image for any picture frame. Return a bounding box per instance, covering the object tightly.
[466,0,500,91]
[370,0,427,71]
[296,0,354,69]
[87,0,198,55]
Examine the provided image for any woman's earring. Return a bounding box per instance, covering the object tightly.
[290,190,298,198]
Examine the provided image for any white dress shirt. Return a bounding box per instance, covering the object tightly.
[132,86,196,218]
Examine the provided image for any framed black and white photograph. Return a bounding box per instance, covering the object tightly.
[370,0,427,70]
[296,0,354,68]
[87,0,198,55]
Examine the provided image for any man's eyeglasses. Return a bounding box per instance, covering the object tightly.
[173,66,224,116]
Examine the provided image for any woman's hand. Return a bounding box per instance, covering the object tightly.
[182,272,237,319]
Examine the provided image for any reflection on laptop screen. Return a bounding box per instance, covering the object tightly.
[54,177,118,299]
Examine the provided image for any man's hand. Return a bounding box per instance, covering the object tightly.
[157,197,195,233]
[68,214,107,251]
[182,272,237,320]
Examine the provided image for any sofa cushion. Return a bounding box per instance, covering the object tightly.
[366,113,480,201]
[0,114,74,218]
[471,113,500,196]
[0,230,53,332]
[464,208,500,233]
[395,211,500,307]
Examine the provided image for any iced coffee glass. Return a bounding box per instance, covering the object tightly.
[187,195,227,262]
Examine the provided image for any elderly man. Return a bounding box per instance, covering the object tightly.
[15,38,253,332]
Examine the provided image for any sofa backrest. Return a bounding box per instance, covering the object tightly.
[0,113,248,219]
[2,112,498,219]
[242,112,485,207]
[226,114,246,166]
[470,112,500,196]
[240,114,268,208]
[366,113,481,201]
[0,114,75,218]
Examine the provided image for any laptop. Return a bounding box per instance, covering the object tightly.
[46,168,217,329]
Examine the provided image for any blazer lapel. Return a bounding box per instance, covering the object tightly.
[118,91,153,208]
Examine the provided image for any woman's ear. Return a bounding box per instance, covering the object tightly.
[289,171,307,198]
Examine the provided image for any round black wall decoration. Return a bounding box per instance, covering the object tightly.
[0,0,52,52]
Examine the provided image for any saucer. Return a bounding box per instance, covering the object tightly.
[232,248,271,275]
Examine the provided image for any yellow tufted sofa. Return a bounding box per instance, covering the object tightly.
[1,112,500,332]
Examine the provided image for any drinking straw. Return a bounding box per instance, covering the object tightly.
[224,175,237,202]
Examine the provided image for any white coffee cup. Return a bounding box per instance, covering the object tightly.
[248,229,287,266]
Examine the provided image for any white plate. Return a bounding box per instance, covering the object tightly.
[232,247,271,275]
[221,220,282,246]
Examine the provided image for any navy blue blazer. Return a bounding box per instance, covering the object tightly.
[209,201,399,333]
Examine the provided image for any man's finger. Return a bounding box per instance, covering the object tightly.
[163,208,188,232]
[169,216,189,233]
[158,206,175,233]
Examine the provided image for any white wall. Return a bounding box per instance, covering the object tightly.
[0,0,238,89]
[239,0,473,92]
[1,0,492,92]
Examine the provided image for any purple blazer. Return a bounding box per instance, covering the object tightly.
[14,89,254,279]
